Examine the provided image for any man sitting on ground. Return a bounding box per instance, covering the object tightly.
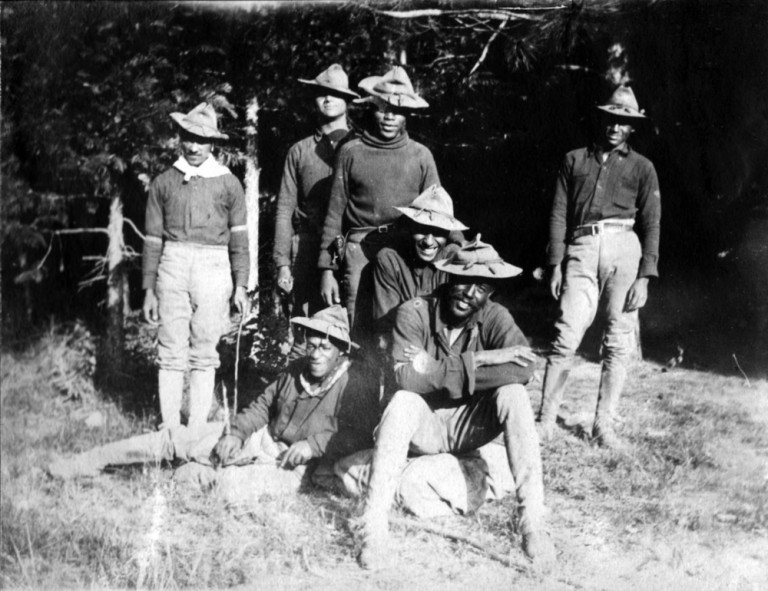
[48,306,379,502]
[357,237,555,570]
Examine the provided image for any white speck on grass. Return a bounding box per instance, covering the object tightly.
[135,483,168,587]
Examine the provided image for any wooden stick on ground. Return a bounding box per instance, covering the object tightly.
[391,516,528,573]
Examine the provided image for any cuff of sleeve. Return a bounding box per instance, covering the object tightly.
[306,437,322,458]
[227,427,248,442]
[318,249,337,271]
[546,246,565,267]
[638,256,659,278]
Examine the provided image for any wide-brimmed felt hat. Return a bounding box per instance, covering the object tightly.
[290,305,359,351]
[298,64,360,100]
[596,85,646,119]
[434,234,523,279]
[357,66,429,110]
[170,102,229,140]
[394,185,469,232]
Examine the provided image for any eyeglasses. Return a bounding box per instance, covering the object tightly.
[305,341,336,354]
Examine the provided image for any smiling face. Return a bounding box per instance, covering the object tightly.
[180,131,213,167]
[304,334,342,380]
[601,114,633,150]
[445,278,495,325]
[372,103,407,140]
[409,221,449,263]
[314,93,348,121]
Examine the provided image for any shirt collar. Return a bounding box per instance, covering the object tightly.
[590,142,632,159]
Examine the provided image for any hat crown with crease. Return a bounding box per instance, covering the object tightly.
[357,66,429,109]
[290,305,359,350]
[597,85,646,119]
[298,64,360,100]
[395,185,469,232]
[434,234,523,279]
[170,102,229,140]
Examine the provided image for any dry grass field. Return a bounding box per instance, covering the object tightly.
[1,322,767,590]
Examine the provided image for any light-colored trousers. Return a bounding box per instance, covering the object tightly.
[368,385,545,533]
[156,242,233,371]
[77,423,306,502]
[548,230,641,374]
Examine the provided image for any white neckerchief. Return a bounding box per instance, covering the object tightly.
[299,359,351,398]
[173,155,231,182]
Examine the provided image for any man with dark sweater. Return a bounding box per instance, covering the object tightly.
[357,238,554,570]
[274,65,359,319]
[318,66,440,342]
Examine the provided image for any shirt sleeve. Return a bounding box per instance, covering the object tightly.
[227,175,250,288]
[420,147,441,191]
[472,306,536,390]
[546,155,571,267]
[372,249,405,335]
[391,301,470,400]
[142,177,164,290]
[318,146,351,270]
[229,377,278,441]
[635,161,662,278]
[274,146,299,268]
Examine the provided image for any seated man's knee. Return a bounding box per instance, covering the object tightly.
[387,390,427,414]
[494,384,529,422]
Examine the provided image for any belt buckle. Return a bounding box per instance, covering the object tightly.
[377,225,389,234]
[590,224,600,236]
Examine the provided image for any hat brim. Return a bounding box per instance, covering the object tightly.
[395,207,469,232]
[170,113,229,140]
[290,317,359,350]
[596,104,646,119]
[297,79,361,100]
[357,78,429,110]
[433,259,523,279]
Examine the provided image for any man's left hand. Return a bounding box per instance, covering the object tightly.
[232,286,250,317]
[625,277,649,312]
[279,440,313,469]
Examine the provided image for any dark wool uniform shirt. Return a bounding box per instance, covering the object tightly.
[318,131,440,270]
[546,144,661,278]
[142,168,249,289]
[229,360,380,461]
[391,289,535,404]
[273,129,351,268]
[372,243,458,335]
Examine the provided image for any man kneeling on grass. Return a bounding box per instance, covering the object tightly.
[48,306,379,502]
[357,237,555,570]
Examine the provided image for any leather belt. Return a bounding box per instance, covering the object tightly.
[348,224,393,235]
[571,220,634,240]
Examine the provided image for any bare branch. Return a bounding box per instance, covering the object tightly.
[468,17,509,77]
[374,6,566,21]
[122,217,145,241]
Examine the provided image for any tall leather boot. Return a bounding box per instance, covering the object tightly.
[188,369,215,430]
[536,363,570,440]
[159,369,184,429]
[593,364,627,449]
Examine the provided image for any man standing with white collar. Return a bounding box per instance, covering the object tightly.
[538,86,661,448]
[274,65,360,322]
[142,102,249,430]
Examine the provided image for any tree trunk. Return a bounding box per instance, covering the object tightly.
[104,195,125,374]
[245,97,260,314]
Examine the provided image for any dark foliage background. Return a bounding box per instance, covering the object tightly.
[2,0,767,374]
